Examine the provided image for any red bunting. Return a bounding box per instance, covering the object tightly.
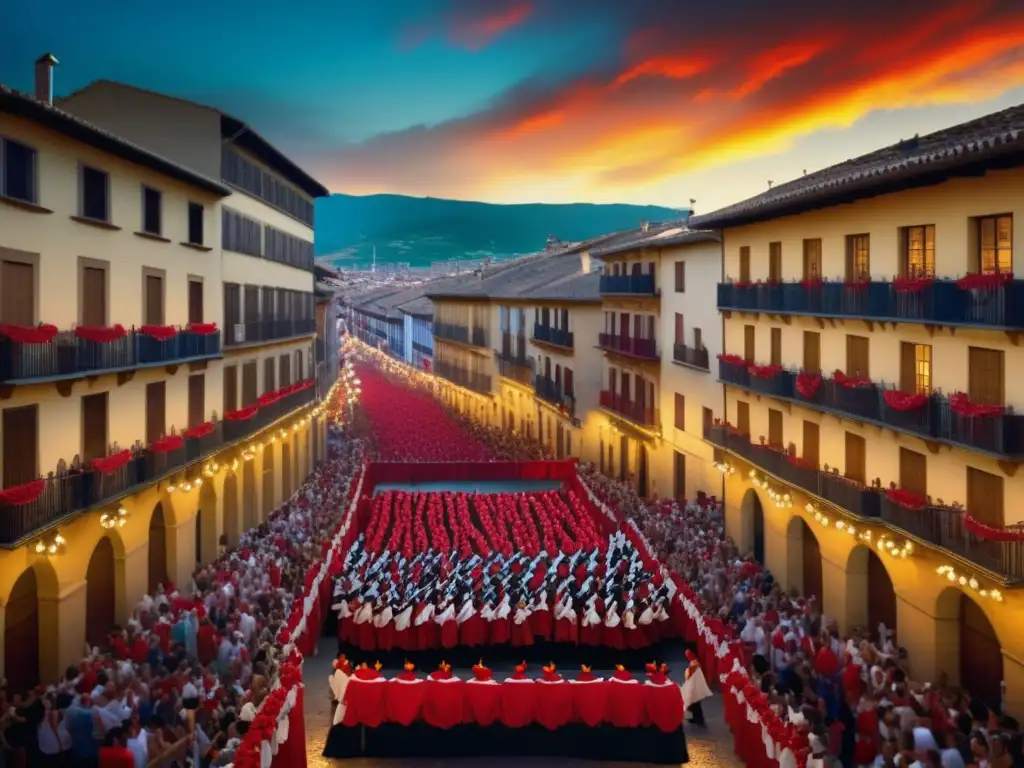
[963,514,1024,542]
[786,453,818,470]
[948,392,1005,418]
[75,324,127,343]
[748,363,783,379]
[886,487,927,510]
[832,369,871,389]
[795,372,821,398]
[224,405,259,422]
[186,322,218,335]
[956,271,1013,291]
[882,389,928,411]
[92,449,133,474]
[801,277,824,289]
[716,353,746,367]
[139,325,178,341]
[0,323,59,343]
[149,434,185,453]
[893,276,934,293]
[0,479,46,506]
[182,421,215,440]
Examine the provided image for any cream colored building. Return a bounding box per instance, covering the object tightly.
[0,61,329,691]
[690,106,1024,715]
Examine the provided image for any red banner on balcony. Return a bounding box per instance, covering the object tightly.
[183,422,215,440]
[149,434,185,453]
[893,276,934,293]
[956,271,1013,291]
[949,392,1006,418]
[886,487,927,511]
[748,364,783,380]
[964,514,1024,542]
[139,325,178,341]
[187,322,218,335]
[0,479,46,506]
[258,390,283,407]
[92,449,133,474]
[717,353,746,367]
[75,324,127,343]
[225,405,259,422]
[882,389,928,411]
[795,372,821,398]
[0,323,59,343]
[832,370,871,389]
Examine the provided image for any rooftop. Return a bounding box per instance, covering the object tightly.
[590,227,719,258]
[690,101,1024,230]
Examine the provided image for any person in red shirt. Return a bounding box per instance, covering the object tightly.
[99,727,136,768]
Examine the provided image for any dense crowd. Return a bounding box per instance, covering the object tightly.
[0,426,363,768]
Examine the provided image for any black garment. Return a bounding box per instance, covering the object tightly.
[688,701,705,727]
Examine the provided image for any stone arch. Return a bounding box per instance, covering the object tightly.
[223,472,240,548]
[786,515,823,608]
[936,588,1003,710]
[845,544,897,642]
[262,443,276,519]
[148,502,169,594]
[281,439,293,501]
[197,479,217,565]
[739,488,766,564]
[86,536,117,649]
[242,460,258,531]
[2,559,58,692]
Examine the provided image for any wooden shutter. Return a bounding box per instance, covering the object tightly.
[803,331,821,372]
[744,325,755,363]
[802,421,820,466]
[674,313,684,345]
[770,327,782,366]
[82,393,108,464]
[145,274,164,326]
[223,365,238,413]
[188,280,204,324]
[2,405,38,486]
[280,354,291,387]
[768,408,783,448]
[846,335,870,378]
[898,448,927,498]
[693,327,703,351]
[242,362,258,406]
[263,357,276,393]
[769,242,782,282]
[564,368,574,395]
[967,347,1004,406]
[844,431,866,484]
[736,401,750,436]
[295,350,304,381]
[899,342,917,393]
[675,261,685,292]
[145,382,166,445]
[703,407,713,437]
[674,393,685,430]
[674,452,686,501]
[738,247,751,283]
[245,286,260,323]
[82,266,106,326]
[803,239,822,279]
[188,374,205,428]
[967,467,1004,527]
[1,258,35,326]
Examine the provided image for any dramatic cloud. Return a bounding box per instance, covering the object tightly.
[402,0,532,51]
[337,0,1024,203]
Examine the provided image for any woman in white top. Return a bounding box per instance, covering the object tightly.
[37,697,72,764]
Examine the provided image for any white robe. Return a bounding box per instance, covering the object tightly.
[373,605,393,628]
[681,667,713,709]
[328,670,351,725]
[354,603,374,625]
[513,606,531,626]
[583,605,601,627]
[623,610,636,630]
[605,607,621,628]
[435,604,456,624]
[495,596,512,620]
[456,602,475,624]
[333,601,352,619]
[394,605,414,631]
[638,606,654,625]
[414,604,434,626]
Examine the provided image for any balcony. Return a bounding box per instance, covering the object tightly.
[599,273,657,296]
[496,355,533,386]
[535,375,576,416]
[599,390,660,429]
[532,324,574,350]
[716,278,1024,329]
[597,333,659,362]
[224,318,316,347]
[0,325,222,384]
[434,360,493,395]
[717,359,1024,459]
[435,322,489,349]
[0,384,318,546]
[672,343,710,371]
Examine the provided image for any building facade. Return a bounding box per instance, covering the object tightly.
[0,69,330,691]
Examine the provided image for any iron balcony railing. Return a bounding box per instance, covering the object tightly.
[224,318,316,347]
[704,423,1024,581]
[598,333,659,361]
[434,322,489,348]
[599,390,660,428]
[534,375,576,416]
[532,324,574,349]
[496,355,533,386]
[0,326,222,383]
[717,279,1024,329]
[0,385,318,546]
[672,343,710,370]
[599,273,657,296]
[717,359,1024,459]
[433,360,493,395]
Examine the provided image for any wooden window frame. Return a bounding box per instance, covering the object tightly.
[768,242,782,283]
[674,261,686,292]
[78,164,111,223]
[768,408,784,449]
[1,404,39,487]
[674,393,685,431]
[141,185,163,236]
[975,214,1013,275]
[0,137,39,204]
[738,247,751,284]
[141,266,167,327]
[802,238,822,280]
[81,391,109,465]
[187,202,205,246]
[901,224,935,278]
[846,234,871,281]
[187,274,204,325]
[770,327,782,367]
[77,256,110,328]
[0,247,41,326]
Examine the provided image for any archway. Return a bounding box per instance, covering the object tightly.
[4,568,40,691]
[949,591,1003,710]
[86,537,116,649]
[262,443,276,519]
[281,441,293,501]
[197,480,217,565]
[148,503,168,594]
[788,516,823,607]
[741,489,765,564]
[243,461,257,531]
[223,472,239,548]
[846,545,897,642]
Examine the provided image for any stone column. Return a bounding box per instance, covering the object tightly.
[40,580,86,681]
[116,544,149,624]
[165,515,198,588]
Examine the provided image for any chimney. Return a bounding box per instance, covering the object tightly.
[579,250,591,274]
[34,53,58,106]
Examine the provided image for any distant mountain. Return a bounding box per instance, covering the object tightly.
[314,194,687,268]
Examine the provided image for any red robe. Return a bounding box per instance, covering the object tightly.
[571,678,608,726]
[534,677,573,730]
[423,676,464,729]
[460,613,489,647]
[644,679,684,732]
[463,680,501,726]
[386,675,425,725]
[342,670,387,727]
[196,624,218,666]
[511,614,534,647]
[606,676,645,728]
[499,679,536,728]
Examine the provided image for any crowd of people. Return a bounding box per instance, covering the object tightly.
[0,420,363,768]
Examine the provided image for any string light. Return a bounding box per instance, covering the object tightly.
[714,461,737,475]
[34,531,66,556]
[100,505,129,529]
[804,502,914,559]
[936,565,1003,602]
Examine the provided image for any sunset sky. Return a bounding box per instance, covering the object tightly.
[4,0,1024,212]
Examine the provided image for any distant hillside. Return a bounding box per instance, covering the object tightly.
[314,194,686,268]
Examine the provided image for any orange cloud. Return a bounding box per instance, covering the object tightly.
[730,40,830,98]
[449,3,532,50]
[614,55,713,87]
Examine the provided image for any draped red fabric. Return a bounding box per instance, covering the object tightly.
[139,325,178,341]
[224,405,259,421]
[386,680,426,725]
[645,682,684,732]
[92,449,133,474]
[422,679,465,729]
[0,323,59,343]
[149,434,185,453]
[182,422,215,440]
[269,687,307,768]
[186,322,218,335]
[498,681,536,728]
[0,479,46,506]
[463,682,502,725]
[75,324,127,343]
[533,681,573,730]
[571,680,608,726]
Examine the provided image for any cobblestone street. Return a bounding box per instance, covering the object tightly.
[303,638,743,768]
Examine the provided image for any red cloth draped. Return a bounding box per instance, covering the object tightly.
[717,353,746,367]
[964,514,1024,542]
[499,681,536,728]
[533,680,573,730]
[795,372,821,398]
[92,449,133,474]
[832,369,871,389]
[949,392,1006,418]
[187,322,218,335]
[149,434,185,453]
[645,682,684,733]
[225,405,259,421]
[422,679,465,729]
[571,680,608,726]
[75,324,127,343]
[0,323,59,343]
[883,389,928,411]
[893,276,933,293]
[605,679,645,728]
[0,479,46,506]
[183,422,215,440]
[886,487,927,510]
[463,681,501,725]
[957,271,1013,290]
[386,679,426,725]
[343,678,388,727]
[748,364,783,379]
[269,687,307,768]
[139,325,178,341]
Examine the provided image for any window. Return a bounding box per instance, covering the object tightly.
[768,242,782,283]
[803,238,822,280]
[673,452,686,502]
[846,334,869,378]
[242,361,258,407]
[78,258,107,327]
[145,381,166,445]
[188,374,206,429]
[977,214,1012,274]
[967,466,1004,527]
[743,324,755,363]
[898,448,927,498]
[674,313,684,345]
[222,208,263,257]
[224,283,241,343]
[846,234,870,281]
[770,327,782,366]
[899,342,931,394]
[188,202,204,245]
[738,247,751,283]
[802,421,819,466]
[702,407,713,437]
[295,350,304,382]
[80,166,109,221]
[2,405,37,487]
[265,226,314,270]
[674,393,685,431]
[143,269,165,326]
[221,146,315,226]
[803,331,820,372]
[736,400,750,436]
[142,186,162,235]
[902,225,935,278]
[223,365,238,414]
[693,327,703,351]
[564,367,574,396]
[263,357,276,393]
[768,408,783,448]
[1,251,36,326]
[844,431,866,484]
[280,353,291,388]
[1,138,37,203]
[188,279,204,324]
[674,261,686,292]
[968,346,1004,406]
